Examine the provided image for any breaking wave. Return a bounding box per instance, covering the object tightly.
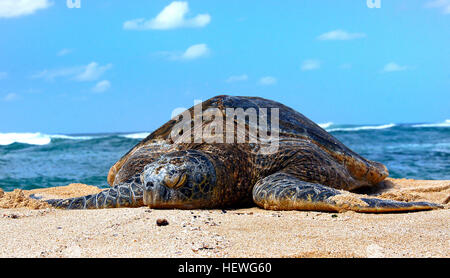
[120,132,150,139]
[0,133,96,146]
[318,122,333,129]
[327,123,396,132]
[0,133,97,146]
[0,132,154,146]
[0,133,52,146]
[412,119,450,128]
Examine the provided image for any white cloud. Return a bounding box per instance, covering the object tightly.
[0,72,7,80]
[57,48,73,56]
[181,44,210,60]
[425,0,450,14]
[123,1,211,30]
[301,60,321,71]
[259,76,277,86]
[317,30,366,40]
[74,62,112,81]
[32,67,81,81]
[382,62,409,72]
[33,62,112,82]
[159,44,210,61]
[92,80,111,93]
[226,74,248,83]
[2,93,19,101]
[0,0,52,18]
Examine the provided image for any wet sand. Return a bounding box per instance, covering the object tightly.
[0,178,448,258]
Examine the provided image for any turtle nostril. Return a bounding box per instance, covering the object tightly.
[146,181,154,189]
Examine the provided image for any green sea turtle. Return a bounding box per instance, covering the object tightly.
[47,95,442,212]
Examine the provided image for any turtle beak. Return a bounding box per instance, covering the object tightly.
[142,189,152,206]
[143,181,171,207]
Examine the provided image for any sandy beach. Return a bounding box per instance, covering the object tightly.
[0,178,449,258]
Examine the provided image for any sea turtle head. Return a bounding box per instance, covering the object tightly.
[141,150,217,209]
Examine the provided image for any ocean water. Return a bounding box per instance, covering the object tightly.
[1,120,449,191]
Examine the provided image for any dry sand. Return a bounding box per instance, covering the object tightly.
[0,178,448,258]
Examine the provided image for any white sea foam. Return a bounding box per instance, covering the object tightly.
[412,119,450,128]
[0,131,149,145]
[121,132,150,139]
[318,122,333,129]
[328,123,396,132]
[0,133,93,145]
[0,133,51,146]
[49,134,94,140]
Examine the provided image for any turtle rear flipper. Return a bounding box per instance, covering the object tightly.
[252,172,443,213]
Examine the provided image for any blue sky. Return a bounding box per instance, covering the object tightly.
[0,0,449,134]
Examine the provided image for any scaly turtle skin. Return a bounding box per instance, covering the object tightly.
[47,95,442,212]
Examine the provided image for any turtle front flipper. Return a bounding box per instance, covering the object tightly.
[47,176,144,209]
[252,172,443,213]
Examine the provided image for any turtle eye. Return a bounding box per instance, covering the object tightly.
[163,174,179,188]
[163,172,187,189]
[175,172,187,189]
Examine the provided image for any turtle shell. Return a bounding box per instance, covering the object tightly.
[107,95,387,186]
